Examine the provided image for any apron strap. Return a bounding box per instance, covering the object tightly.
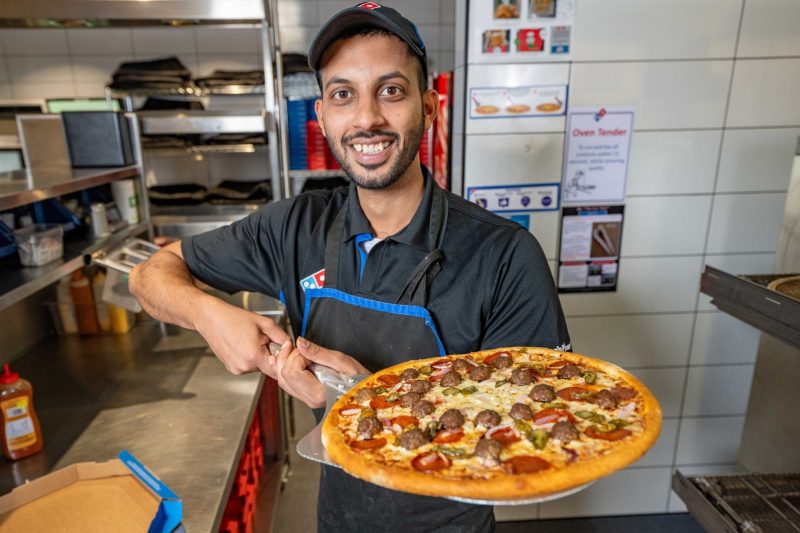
[322,205,348,290]
[397,187,448,306]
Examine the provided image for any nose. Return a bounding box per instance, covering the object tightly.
[352,94,386,132]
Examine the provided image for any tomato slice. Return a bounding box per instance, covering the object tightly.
[349,438,387,450]
[370,396,399,410]
[338,403,362,416]
[378,374,400,386]
[411,451,451,471]
[584,426,632,441]
[556,386,595,402]
[504,455,551,474]
[433,428,464,444]
[488,426,521,444]
[392,415,419,430]
[533,408,576,424]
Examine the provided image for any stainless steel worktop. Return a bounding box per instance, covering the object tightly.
[0,321,265,532]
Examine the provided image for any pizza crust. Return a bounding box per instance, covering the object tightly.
[322,347,662,501]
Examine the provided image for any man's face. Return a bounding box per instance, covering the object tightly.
[315,34,436,190]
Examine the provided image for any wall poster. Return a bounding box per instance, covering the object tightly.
[467,183,560,212]
[557,205,624,293]
[562,106,635,205]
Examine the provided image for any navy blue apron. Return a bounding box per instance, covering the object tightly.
[301,186,494,533]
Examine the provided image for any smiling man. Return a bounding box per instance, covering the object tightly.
[129,3,569,532]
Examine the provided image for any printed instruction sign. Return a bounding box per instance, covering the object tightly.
[562,107,634,204]
[469,85,567,119]
[467,183,559,213]
[558,205,624,293]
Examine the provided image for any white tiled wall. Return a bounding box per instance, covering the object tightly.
[458,0,799,520]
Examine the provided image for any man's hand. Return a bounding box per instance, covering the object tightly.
[194,298,291,376]
[266,337,370,408]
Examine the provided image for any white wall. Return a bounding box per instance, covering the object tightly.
[457,0,798,520]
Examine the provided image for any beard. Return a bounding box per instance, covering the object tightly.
[327,114,425,190]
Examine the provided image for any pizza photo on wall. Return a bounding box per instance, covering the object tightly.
[322,347,662,502]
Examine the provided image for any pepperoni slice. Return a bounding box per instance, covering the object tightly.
[556,386,595,402]
[504,455,551,474]
[338,403,362,416]
[378,374,400,386]
[611,386,637,400]
[370,396,400,410]
[584,426,632,441]
[392,415,419,430]
[488,426,521,444]
[433,428,464,444]
[533,408,577,424]
[548,360,570,369]
[349,438,387,450]
[411,451,451,471]
[483,351,508,365]
[431,358,453,369]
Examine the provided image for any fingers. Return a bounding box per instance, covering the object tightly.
[296,337,370,375]
[273,347,325,408]
[257,315,292,346]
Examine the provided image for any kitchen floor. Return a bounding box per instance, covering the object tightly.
[268,398,705,533]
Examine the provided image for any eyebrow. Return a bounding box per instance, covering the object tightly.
[323,71,412,91]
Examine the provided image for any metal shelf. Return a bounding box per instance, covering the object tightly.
[0,165,140,211]
[139,110,268,135]
[0,222,149,313]
[288,169,347,179]
[108,85,265,98]
[701,265,800,349]
[142,143,264,155]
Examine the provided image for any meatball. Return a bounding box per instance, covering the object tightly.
[408,380,433,394]
[611,386,636,401]
[510,367,534,386]
[399,392,422,408]
[550,421,579,443]
[529,383,556,403]
[400,368,419,381]
[357,416,382,439]
[355,388,377,403]
[399,428,428,450]
[558,365,582,379]
[452,359,473,373]
[473,438,502,464]
[475,409,501,428]
[440,371,462,387]
[509,402,533,421]
[469,365,492,382]
[439,408,465,429]
[594,389,620,410]
[492,354,513,369]
[411,400,435,417]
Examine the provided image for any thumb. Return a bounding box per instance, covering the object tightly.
[297,337,339,366]
[257,314,291,345]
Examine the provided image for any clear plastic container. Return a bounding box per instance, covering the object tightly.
[13,224,64,267]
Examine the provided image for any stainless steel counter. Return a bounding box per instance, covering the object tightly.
[0,322,265,532]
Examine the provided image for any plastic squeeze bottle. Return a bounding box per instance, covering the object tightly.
[70,270,99,334]
[0,364,43,461]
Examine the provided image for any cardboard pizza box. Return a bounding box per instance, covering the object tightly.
[0,450,183,533]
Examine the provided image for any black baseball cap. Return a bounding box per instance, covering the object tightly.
[308,2,428,85]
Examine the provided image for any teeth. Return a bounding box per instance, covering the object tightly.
[353,141,390,154]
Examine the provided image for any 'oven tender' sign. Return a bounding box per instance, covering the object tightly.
[561,106,634,205]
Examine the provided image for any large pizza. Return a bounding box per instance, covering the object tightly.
[321,347,661,501]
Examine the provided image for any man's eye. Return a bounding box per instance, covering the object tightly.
[380,86,403,97]
[332,90,351,100]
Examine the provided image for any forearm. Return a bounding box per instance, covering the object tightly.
[128,243,218,330]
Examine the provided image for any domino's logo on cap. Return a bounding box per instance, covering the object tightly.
[358,2,381,9]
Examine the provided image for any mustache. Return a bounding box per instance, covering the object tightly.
[342,130,399,145]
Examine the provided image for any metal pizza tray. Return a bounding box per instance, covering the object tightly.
[295,366,593,506]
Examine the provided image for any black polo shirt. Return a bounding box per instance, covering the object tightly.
[182,167,570,356]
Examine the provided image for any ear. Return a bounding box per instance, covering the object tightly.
[314,98,327,138]
[422,89,438,131]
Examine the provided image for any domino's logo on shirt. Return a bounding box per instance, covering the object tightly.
[300,269,326,292]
